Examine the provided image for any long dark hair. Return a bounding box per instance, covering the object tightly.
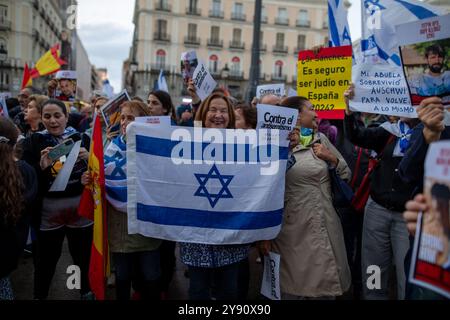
[0,117,24,225]
[148,90,176,121]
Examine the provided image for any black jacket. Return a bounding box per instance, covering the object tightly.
[399,124,450,193]
[0,161,37,278]
[344,114,417,212]
[21,130,89,228]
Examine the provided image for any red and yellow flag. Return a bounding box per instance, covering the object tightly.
[30,44,67,79]
[21,63,33,90]
[78,115,110,300]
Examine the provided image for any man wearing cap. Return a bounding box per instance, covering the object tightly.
[48,70,77,102]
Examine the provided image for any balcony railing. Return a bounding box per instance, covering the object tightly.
[296,20,311,28]
[259,44,267,52]
[229,71,244,79]
[186,7,201,15]
[210,69,221,77]
[153,32,170,42]
[207,38,223,48]
[275,17,289,26]
[229,41,245,50]
[271,74,287,81]
[184,36,201,46]
[209,10,224,18]
[273,45,288,54]
[150,63,171,72]
[155,2,171,11]
[261,16,268,24]
[231,12,246,21]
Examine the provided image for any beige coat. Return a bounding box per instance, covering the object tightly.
[272,133,352,298]
[108,203,162,253]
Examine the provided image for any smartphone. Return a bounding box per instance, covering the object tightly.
[48,139,75,161]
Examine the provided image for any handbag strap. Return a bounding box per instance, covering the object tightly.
[369,134,396,172]
[350,147,363,188]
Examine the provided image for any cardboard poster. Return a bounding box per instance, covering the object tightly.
[181,51,198,85]
[135,116,171,126]
[409,141,450,299]
[261,252,281,300]
[100,89,130,127]
[256,104,298,145]
[192,61,217,101]
[397,14,450,106]
[256,84,285,99]
[54,70,77,102]
[350,63,416,118]
[297,45,352,119]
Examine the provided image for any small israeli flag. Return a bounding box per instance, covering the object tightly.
[157,69,169,93]
[328,0,352,47]
[361,0,446,66]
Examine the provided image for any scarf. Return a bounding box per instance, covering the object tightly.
[38,126,78,144]
[299,127,314,147]
[104,135,127,213]
[380,121,413,157]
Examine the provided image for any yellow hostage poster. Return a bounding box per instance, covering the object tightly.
[297,45,352,119]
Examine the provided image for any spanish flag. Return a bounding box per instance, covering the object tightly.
[78,115,110,300]
[21,63,33,89]
[30,44,67,79]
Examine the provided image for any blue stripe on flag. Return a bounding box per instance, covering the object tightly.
[106,185,127,202]
[135,135,289,162]
[328,2,341,47]
[394,0,438,19]
[136,203,283,230]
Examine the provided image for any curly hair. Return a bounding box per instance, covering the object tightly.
[0,117,24,225]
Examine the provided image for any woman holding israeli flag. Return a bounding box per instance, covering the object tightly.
[82,101,162,300]
[179,91,250,300]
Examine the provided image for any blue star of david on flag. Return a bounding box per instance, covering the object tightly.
[194,164,234,208]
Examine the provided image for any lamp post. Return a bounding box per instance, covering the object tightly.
[245,0,262,103]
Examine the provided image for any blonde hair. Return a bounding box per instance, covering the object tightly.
[120,101,151,117]
[28,95,49,114]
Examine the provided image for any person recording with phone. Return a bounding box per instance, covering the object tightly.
[21,99,94,300]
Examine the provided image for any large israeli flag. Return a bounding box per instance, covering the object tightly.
[126,123,288,245]
[328,0,352,47]
[361,0,446,65]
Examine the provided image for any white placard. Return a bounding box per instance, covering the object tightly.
[261,252,281,300]
[396,14,450,46]
[350,63,416,118]
[256,104,298,145]
[409,141,450,299]
[135,116,171,126]
[192,61,217,101]
[256,84,285,99]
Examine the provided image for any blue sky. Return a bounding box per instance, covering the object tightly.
[77,0,363,93]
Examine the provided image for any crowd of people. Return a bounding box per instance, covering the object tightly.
[0,68,448,301]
